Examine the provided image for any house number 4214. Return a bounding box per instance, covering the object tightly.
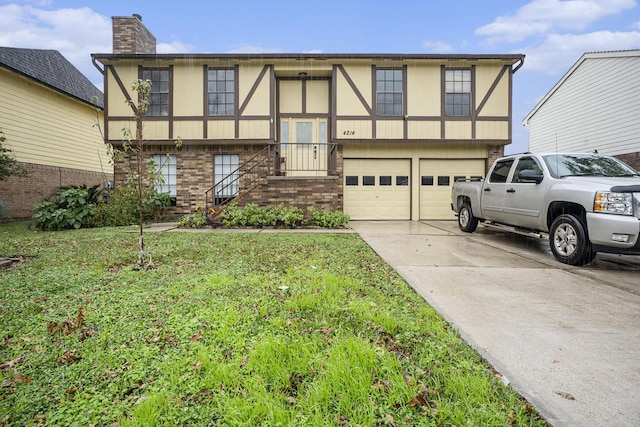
[343,130,356,136]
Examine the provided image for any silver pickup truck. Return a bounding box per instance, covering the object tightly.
[451,153,640,265]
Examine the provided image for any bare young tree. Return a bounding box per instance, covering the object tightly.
[113,80,182,267]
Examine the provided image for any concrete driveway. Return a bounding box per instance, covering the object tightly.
[349,220,640,427]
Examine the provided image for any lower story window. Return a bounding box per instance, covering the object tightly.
[214,154,240,201]
[152,154,176,205]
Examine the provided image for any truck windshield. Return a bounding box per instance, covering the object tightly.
[543,154,639,178]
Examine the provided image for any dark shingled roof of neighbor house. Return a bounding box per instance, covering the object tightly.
[0,46,103,108]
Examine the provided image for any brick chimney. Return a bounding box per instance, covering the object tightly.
[112,14,156,54]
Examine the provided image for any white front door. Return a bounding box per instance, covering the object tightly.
[280,118,327,176]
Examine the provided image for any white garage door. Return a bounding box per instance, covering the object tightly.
[344,159,411,220]
[419,159,485,220]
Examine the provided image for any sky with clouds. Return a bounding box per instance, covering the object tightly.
[1,0,639,153]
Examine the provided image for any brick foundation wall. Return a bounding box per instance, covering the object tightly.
[240,176,342,212]
[0,162,113,219]
[615,152,640,172]
[114,144,344,218]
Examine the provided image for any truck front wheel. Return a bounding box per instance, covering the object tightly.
[549,214,595,265]
[458,202,478,233]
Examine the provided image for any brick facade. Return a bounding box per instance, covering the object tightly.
[615,152,640,172]
[112,15,156,55]
[114,144,344,218]
[486,145,505,175]
[0,162,113,219]
[241,176,342,212]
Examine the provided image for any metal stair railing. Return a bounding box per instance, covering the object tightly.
[205,145,272,216]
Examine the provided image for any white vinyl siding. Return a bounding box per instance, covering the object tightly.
[526,52,640,156]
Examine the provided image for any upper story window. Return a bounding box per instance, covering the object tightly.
[141,68,169,116]
[445,69,471,116]
[208,68,235,116]
[376,69,403,116]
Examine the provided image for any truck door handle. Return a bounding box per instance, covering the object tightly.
[507,188,516,193]
[484,188,491,192]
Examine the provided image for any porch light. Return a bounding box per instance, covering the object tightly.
[298,72,307,79]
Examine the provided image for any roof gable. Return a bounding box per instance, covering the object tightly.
[0,46,103,108]
[523,50,640,125]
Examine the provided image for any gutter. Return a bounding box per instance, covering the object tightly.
[512,56,525,74]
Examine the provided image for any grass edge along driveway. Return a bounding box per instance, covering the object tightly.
[0,222,547,426]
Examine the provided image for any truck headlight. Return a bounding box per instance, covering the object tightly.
[594,191,633,215]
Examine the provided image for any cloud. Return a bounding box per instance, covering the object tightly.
[157,41,194,54]
[226,43,283,54]
[422,40,453,53]
[519,30,640,74]
[0,4,192,88]
[0,4,111,86]
[476,0,637,43]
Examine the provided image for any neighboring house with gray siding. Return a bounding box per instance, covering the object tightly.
[523,50,640,170]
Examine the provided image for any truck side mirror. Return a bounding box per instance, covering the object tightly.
[518,169,544,184]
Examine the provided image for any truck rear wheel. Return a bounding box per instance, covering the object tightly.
[549,214,595,265]
[458,202,478,233]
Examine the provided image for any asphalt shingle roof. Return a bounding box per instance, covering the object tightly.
[0,46,103,108]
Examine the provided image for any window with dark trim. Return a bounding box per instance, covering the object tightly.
[396,176,409,186]
[454,175,465,183]
[376,68,403,116]
[363,176,375,186]
[421,176,434,186]
[208,68,235,116]
[214,154,239,200]
[141,68,169,116]
[438,176,450,186]
[379,176,392,186]
[346,176,359,186]
[445,69,471,116]
[151,154,176,205]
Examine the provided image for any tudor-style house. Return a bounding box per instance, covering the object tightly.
[93,15,524,221]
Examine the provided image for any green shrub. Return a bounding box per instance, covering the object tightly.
[219,203,348,229]
[245,203,266,227]
[177,208,208,228]
[219,202,247,227]
[308,206,350,228]
[32,188,96,230]
[92,182,170,227]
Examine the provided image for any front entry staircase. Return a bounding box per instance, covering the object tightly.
[205,146,273,219]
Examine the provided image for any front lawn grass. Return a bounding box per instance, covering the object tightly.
[0,222,547,426]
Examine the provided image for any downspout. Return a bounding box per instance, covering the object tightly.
[92,56,104,75]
